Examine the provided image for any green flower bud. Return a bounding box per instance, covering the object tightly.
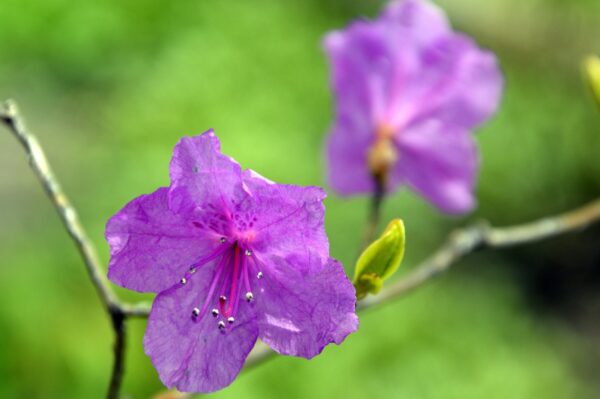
[354,219,406,300]
[583,55,600,110]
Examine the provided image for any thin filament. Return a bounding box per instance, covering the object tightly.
[226,244,242,317]
[198,251,230,319]
[231,254,247,318]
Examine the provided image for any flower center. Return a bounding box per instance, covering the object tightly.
[367,124,398,183]
[178,237,264,331]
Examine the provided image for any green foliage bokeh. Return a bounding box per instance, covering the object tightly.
[0,0,598,398]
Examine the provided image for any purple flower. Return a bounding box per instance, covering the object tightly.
[105,131,358,393]
[324,0,503,213]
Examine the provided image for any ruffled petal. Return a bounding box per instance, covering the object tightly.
[381,0,450,48]
[144,260,258,393]
[255,256,358,359]
[106,187,215,293]
[395,34,503,131]
[394,120,478,214]
[323,0,453,132]
[240,170,329,263]
[323,18,385,195]
[169,130,245,214]
[326,118,374,195]
[324,21,392,132]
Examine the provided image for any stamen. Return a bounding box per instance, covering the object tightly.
[180,277,187,285]
[189,240,232,271]
[220,237,227,243]
[218,294,228,316]
[242,254,253,302]
[257,271,263,279]
[226,245,242,317]
[187,243,262,327]
[196,253,230,320]
[230,251,248,318]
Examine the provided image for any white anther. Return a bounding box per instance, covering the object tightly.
[245,249,252,256]
[180,277,187,285]
[219,295,227,302]
[211,309,219,317]
[220,237,227,243]
[227,317,235,324]
[257,272,263,279]
[245,292,254,302]
[218,321,226,330]
[192,308,200,317]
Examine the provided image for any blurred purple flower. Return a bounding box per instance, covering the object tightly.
[105,131,358,393]
[324,0,503,213]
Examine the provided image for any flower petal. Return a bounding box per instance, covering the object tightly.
[326,118,374,195]
[394,120,478,214]
[324,21,387,194]
[106,187,214,293]
[323,0,453,132]
[255,256,358,359]
[324,21,391,132]
[241,170,329,263]
[381,0,450,47]
[169,130,244,214]
[396,34,503,131]
[144,261,258,393]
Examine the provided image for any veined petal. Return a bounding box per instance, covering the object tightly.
[169,130,245,215]
[324,21,392,131]
[144,261,258,393]
[395,34,503,131]
[106,187,215,293]
[326,117,374,195]
[381,0,450,48]
[395,120,478,214]
[241,169,329,263]
[256,256,358,359]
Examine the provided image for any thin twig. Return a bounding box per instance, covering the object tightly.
[1,100,127,399]
[0,100,119,309]
[360,198,600,309]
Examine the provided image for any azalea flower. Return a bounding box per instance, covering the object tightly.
[324,0,503,213]
[105,131,358,393]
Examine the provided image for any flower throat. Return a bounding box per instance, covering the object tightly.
[177,238,262,331]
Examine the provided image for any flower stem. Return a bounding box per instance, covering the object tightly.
[360,174,386,251]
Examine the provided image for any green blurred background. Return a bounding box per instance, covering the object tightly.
[1,0,599,398]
